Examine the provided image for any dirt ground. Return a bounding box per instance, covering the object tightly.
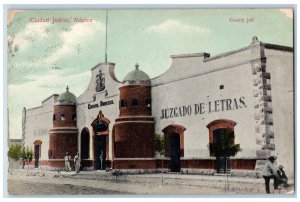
[6,172,294,196]
[7,174,230,196]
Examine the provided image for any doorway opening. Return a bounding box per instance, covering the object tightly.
[94,135,106,170]
[81,128,90,159]
[91,111,110,170]
[162,124,186,173]
[34,144,40,168]
[34,140,42,168]
[207,119,237,174]
[169,133,180,172]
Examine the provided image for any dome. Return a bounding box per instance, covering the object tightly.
[56,86,76,105]
[123,64,151,85]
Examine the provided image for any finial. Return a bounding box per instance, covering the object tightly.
[135,63,139,70]
[66,85,69,92]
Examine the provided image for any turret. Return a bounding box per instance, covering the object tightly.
[48,86,78,167]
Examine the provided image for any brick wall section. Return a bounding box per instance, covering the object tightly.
[119,85,152,117]
[113,159,169,169]
[31,159,255,170]
[114,83,155,160]
[49,132,78,159]
[29,160,75,170]
[53,105,77,127]
[181,159,256,170]
[112,159,256,170]
[181,159,216,169]
[114,121,155,158]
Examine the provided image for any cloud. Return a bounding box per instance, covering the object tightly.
[279,9,293,19]
[144,19,210,34]
[8,70,92,138]
[7,10,23,25]
[45,20,105,64]
[9,21,51,52]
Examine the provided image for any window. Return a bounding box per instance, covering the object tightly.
[72,113,77,121]
[61,113,65,121]
[120,99,126,108]
[132,99,138,107]
[53,114,56,121]
[146,98,151,107]
[220,85,224,90]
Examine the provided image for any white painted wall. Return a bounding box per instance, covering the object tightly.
[152,51,258,159]
[264,49,294,177]
[23,95,57,160]
[76,63,121,160]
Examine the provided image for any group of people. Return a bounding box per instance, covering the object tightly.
[262,156,289,194]
[64,152,81,173]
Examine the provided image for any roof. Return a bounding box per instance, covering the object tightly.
[56,86,76,105]
[123,64,151,85]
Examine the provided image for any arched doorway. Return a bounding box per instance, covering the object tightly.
[80,128,90,159]
[34,140,42,168]
[91,111,110,170]
[162,124,186,172]
[207,119,237,174]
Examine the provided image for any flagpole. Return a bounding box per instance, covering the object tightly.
[105,9,108,63]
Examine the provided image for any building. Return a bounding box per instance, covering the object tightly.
[22,37,294,177]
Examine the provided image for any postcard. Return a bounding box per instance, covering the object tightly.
[6,8,294,196]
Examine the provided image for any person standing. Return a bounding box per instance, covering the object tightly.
[64,152,71,172]
[74,152,81,173]
[277,165,289,187]
[262,156,279,194]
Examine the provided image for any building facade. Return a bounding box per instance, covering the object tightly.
[22,37,294,177]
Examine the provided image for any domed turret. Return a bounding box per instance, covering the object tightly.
[49,85,78,164]
[113,63,155,161]
[123,64,151,85]
[56,86,76,105]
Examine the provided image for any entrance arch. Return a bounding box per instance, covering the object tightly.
[207,119,237,173]
[80,128,90,159]
[91,111,110,170]
[162,124,186,172]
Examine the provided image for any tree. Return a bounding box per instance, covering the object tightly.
[209,129,241,157]
[155,133,164,156]
[20,146,33,162]
[8,144,22,161]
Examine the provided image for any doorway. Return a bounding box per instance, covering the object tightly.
[94,135,106,170]
[213,128,232,174]
[170,133,180,172]
[81,128,90,159]
[34,144,40,168]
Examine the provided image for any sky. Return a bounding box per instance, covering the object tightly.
[7,9,293,139]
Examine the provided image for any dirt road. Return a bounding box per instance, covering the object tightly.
[7,174,228,196]
[6,171,294,196]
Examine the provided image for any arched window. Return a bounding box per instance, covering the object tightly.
[145,98,151,107]
[61,113,65,121]
[132,99,138,107]
[120,99,126,108]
